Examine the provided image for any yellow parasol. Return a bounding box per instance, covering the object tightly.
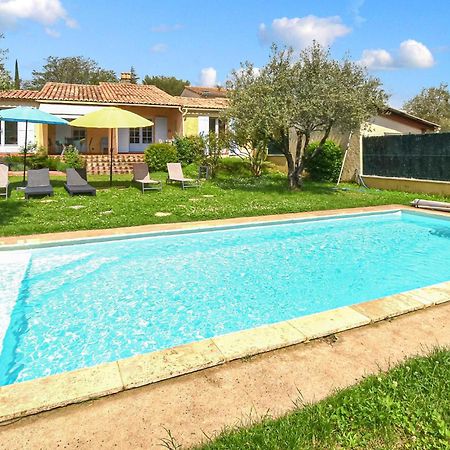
[70,107,153,186]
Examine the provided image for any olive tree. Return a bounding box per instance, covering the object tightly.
[404,83,450,131]
[227,43,387,189]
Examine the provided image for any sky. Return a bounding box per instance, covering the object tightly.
[0,0,449,107]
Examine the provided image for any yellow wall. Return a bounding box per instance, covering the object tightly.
[184,116,198,136]
[363,175,450,197]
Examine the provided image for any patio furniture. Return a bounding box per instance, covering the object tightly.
[166,163,200,189]
[24,168,54,199]
[65,168,96,196]
[132,163,162,193]
[0,164,8,199]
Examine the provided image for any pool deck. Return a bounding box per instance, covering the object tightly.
[0,204,449,429]
[1,302,449,449]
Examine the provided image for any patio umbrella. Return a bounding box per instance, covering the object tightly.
[69,107,153,186]
[0,106,69,182]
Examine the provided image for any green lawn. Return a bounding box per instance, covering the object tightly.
[197,349,450,450]
[0,171,448,237]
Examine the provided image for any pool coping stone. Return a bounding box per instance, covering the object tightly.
[0,205,449,423]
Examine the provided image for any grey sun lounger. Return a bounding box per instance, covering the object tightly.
[166,162,199,189]
[133,163,162,193]
[25,168,54,199]
[0,163,8,199]
[65,168,96,196]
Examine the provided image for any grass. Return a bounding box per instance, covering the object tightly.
[197,348,450,450]
[0,170,449,237]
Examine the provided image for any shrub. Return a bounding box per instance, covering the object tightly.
[202,132,229,178]
[173,135,205,165]
[304,140,343,182]
[144,142,178,171]
[62,145,84,169]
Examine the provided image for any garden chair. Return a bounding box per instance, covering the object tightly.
[24,168,54,199]
[0,163,8,199]
[132,163,162,193]
[166,163,199,189]
[65,168,96,196]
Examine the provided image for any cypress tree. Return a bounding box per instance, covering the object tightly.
[14,59,20,89]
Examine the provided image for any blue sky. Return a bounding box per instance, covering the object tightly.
[0,0,449,106]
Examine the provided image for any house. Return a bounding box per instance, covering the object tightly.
[266,107,440,180]
[0,73,227,158]
[0,75,438,179]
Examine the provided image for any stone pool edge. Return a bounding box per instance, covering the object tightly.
[0,280,449,424]
[0,205,449,423]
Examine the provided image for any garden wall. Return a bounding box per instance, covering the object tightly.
[363,133,450,182]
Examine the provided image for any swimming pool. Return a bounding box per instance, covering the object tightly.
[0,210,449,386]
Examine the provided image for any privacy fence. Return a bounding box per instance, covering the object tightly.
[363,133,450,182]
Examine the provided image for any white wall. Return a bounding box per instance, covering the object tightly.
[0,121,35,153]
[363,115,423,136]
[39,103,103,118]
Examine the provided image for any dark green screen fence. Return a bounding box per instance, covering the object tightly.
[363,133,450,182]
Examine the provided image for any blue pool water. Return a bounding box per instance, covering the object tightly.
[0,210,450,386]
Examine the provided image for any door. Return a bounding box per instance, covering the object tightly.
[118,128,130,153]
[198,116,209,136]
[154,117,168,143]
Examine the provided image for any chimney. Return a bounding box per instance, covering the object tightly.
[120,72,132,83]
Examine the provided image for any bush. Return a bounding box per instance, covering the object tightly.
[62,145,84,169]
[173,135,205,165]
[144,142,178,171]
[304,140,343,182]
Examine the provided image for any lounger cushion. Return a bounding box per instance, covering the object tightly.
[24,186,54,196]
[64,184,96,195]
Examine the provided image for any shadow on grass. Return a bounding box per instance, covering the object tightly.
[0,181,29,227]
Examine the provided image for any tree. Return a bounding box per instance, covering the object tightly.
[227,43,387,189]
[130,66,139,84]
[403,83,450,131]
[14,59,20,89]
[25,56,117,90]
[0,34,12,90]
[142,75,190,96]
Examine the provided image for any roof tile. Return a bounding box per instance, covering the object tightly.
[0,82,228,110]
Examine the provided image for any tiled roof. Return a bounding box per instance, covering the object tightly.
[384,107,440,130]
[183,86,228,98]
[37,82,180,106]
[0,82,229,110]
[177,96,229,110]
[0,89,39,100]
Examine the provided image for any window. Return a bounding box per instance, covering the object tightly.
[209,117,216,133]
[5,121,18,145]
[142,126,153,144]
[72,128,86,141]
[129,127,140,144]
[130,126,153,145]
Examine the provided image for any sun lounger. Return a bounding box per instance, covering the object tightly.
[24,168,54,199]
[64,168,96,196]
[0,163,8,199]
[133,163,162,193]
[166,162,199,189]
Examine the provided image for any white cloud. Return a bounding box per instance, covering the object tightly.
[150,43,168,53]
[0,0,77,28]
[398,39,434,68]
[359,49,394,70]
[359,39,435,70]
[200,67,217,87]
[151,23,183,33]
[44,27,60,38]
[259,15,351,50]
